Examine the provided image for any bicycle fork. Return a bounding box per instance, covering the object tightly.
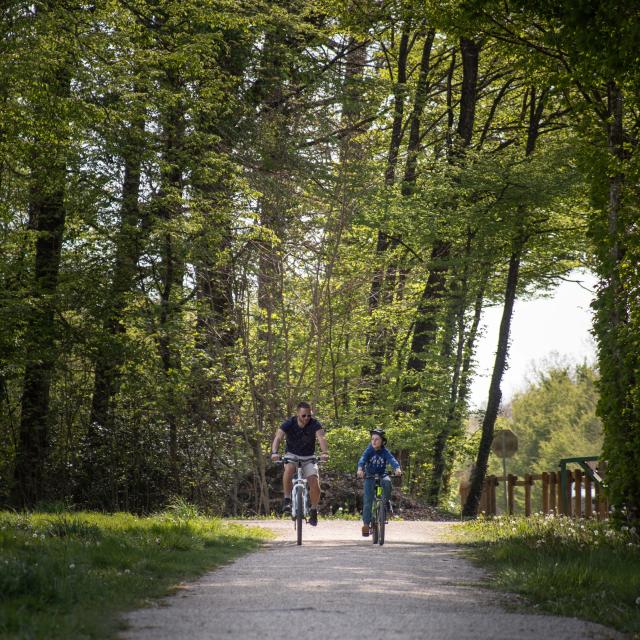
[291,477,309,520]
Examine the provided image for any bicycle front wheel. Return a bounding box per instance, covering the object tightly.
[296,490,303,545]
[377,500,386,546]
[371,501,379,544]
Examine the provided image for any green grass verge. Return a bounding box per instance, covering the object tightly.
[453,514,640,636]
[0,509,273,639]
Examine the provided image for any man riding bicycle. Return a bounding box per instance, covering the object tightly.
[357,428,401,537]
[271,402,329,526]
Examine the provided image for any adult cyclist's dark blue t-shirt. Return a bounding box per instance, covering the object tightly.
[280,416,323,456]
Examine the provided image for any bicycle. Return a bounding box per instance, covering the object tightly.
[277,455,319,546]
[369,473,389,546]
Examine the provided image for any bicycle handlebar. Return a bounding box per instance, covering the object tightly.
[273,455,322,465]
[358,471,402,478]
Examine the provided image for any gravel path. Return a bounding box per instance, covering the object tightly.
[121,519,625,640]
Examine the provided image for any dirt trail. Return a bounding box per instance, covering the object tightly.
[121,519,625,640]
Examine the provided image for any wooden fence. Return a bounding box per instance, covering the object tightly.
[460,467,609,518]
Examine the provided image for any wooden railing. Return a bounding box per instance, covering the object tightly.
[460,467,609,518]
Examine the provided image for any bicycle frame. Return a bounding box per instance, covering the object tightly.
[289,461,309,520]
[367,473,388,546]
[282,455,318,545]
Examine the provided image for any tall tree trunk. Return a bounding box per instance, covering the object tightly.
[251,25,295,513]
[427,232,483,504]
[361,25,411,390]
[463,86,544,517]
[13,164,67,508]
[597,81,640,522]
[463,246,521,517]
[405,37,480,385]
[326,37,367,417]
[440,275,487,497]
[156,75,186,494]
[12,37,70,508]
[405,240,450,376]
[82,117,145,505]
[401,28,436,195]
[456,37,480,149]
[384,26,410,186]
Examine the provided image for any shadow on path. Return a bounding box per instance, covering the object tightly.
[121,520,625,640]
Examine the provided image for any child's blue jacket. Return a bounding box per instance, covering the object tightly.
[357,444,400,476]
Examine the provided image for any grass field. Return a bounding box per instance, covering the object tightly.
[454,514,640,636]
[0,505,272,639]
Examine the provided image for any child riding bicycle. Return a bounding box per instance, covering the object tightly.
[357,428,402,537]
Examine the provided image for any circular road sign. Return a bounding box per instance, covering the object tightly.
[491,429,518,458]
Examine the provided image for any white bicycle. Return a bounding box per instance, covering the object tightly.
[277,455,319,545]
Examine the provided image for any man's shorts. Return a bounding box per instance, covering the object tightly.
[283,454,319,479]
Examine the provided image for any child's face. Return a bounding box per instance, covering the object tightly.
[371,434,383,449]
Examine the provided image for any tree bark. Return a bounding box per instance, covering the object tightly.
[427,233,485,504]
[463,247,521,517]
[12,36,70,508]
[384,26,410,186]
[463,86,544,517]
[156,74,186,494]
[405,37,480,382]
[456,37,481,148]
[402,28,436,195]
[82,117,145,505]
[361,25,410,390]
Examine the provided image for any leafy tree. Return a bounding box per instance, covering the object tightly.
[488,360,602,478]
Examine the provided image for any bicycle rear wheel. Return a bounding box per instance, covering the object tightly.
[296,491,303,545]
[377,500,386,546]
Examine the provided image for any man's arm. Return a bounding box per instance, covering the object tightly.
[316,429,329,460]
[270,428,286,460]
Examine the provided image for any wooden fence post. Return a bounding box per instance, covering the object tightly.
[542,472,549,514]
[508,474,516,515]
[549,472,557,514]
[565,470,573,517]
[524,473,533,516]
[584,473,592,518]
[595,481,608,520]
[488,475,497,516]
[557,471,565,515]
[574,469,583,517]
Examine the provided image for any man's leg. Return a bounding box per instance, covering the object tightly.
[308,474,320,506]
[283,464,295,496]
[282,464,295,514]
[307,474,320,525]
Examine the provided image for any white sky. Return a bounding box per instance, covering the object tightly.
[470,269,598,408]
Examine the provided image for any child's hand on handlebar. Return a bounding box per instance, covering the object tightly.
[394,468,402,476]
[320,452,329,462]
[271,453,280,462]
[357,468,365,479]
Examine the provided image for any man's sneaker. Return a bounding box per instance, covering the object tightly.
[309,508,318,526]
[361,524,370,537]
[282,497,292,515]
